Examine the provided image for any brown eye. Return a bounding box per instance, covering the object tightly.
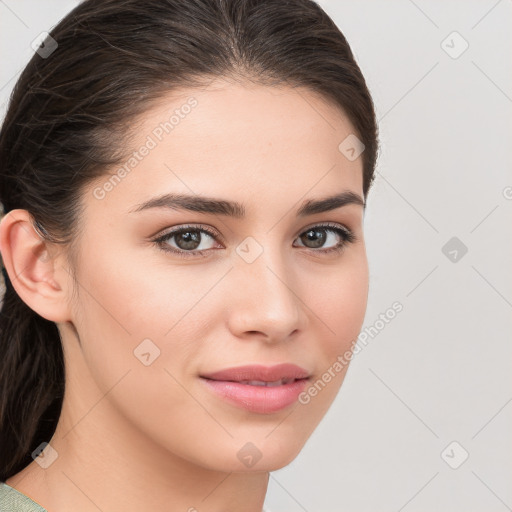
[294,224,356,253]
[299,227,328,248]
[172,229,204,251]
[153,224,220,258]
[153,222,356,259]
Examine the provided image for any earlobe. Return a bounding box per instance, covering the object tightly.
[0,209,72,323]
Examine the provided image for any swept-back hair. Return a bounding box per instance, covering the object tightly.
[0,0,379,481]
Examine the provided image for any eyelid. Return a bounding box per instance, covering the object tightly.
[154,221,353,241]
[296,220,353,238]
[154,223,221,242]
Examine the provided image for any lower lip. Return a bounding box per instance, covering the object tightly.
[200,377,309,414]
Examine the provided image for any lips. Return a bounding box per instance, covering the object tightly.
[200,363,312,414]
[200,363,311,384]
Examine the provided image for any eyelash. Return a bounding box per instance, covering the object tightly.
[152,222,357,259]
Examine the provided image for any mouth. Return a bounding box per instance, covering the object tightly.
[199,364,312,414]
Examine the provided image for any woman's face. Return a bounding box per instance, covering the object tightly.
[64,79,369,472]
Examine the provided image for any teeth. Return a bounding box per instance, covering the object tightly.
[238,379,293,386]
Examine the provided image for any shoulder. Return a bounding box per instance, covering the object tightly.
[0,482,48,512]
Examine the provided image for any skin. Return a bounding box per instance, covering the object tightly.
[0,78,369,512]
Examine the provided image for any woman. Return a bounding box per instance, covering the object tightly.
[0,0,379,510]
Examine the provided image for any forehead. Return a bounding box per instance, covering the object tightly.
[85,80,364,219]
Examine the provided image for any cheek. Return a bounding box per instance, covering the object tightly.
[72,243,219,386]
[313,255,369,354]
[75,265,168,357]
[69,252,210,428]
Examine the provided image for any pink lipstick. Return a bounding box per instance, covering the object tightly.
[200,363,311,414]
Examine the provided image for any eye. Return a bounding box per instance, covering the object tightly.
[152,222,356,259]
[293,222,356,254]
[153,224,220,258]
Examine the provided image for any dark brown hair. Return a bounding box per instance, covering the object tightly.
[0,0,379,481]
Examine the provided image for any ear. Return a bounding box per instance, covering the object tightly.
[0,209,73,323]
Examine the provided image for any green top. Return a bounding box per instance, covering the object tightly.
[0,481,274,511]
[0,482,48,512]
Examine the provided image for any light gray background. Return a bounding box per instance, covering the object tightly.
[1,1,511,511]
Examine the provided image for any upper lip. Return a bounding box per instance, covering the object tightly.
[200,363,311,382]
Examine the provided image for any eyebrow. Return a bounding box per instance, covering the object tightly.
[128,190,365,217]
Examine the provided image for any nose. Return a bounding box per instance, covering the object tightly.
[226,244,308,344]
